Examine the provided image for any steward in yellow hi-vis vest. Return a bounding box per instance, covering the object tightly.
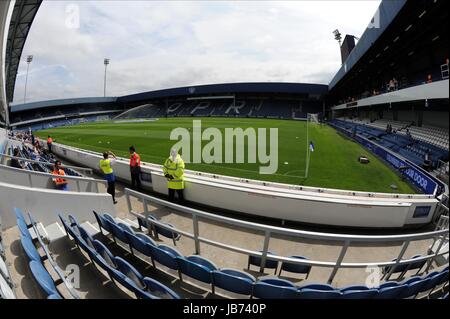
[99,151,118,204]
[163,148,185,203]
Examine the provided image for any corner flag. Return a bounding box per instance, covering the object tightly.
[309,141,315,152]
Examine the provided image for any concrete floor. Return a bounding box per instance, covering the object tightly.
[2,177,444,299]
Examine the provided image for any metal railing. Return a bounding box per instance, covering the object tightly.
[125,188,449,285]
[0,163,106,193]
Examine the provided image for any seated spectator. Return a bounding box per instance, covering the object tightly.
[51,160,69,191]
[427,74,433,83]
[10,148,25,169]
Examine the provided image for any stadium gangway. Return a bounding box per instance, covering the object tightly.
[0,163,106,193]
[0,153,94,175]
[124,188,449,285]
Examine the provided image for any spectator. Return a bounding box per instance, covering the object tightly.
[10,148,25,169]
[99,151,118,204]
[129,146,142,190]
[47,135,53,153]
[51,160,68,191]
[427,74,433,83]
[163,148,185,203]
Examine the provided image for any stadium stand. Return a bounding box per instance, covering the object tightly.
[331,119,449,169]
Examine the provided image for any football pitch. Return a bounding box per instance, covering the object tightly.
[36,117,417,194]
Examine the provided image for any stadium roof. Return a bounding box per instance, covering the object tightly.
[5,0,43,104]
[10,96,118,112]
[118,82,328,103]
[329,0,407,90]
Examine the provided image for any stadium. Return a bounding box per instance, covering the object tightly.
[0,0,448,304]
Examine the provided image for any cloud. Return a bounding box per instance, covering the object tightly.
[12,0,381,104]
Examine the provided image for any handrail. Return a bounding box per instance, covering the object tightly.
[125,188,446,242]
[0,163,106,193]
[0,153,93,174]
[125,188,449,284]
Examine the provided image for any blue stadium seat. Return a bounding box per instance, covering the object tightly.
[374,282,407,299]
[126,232,156,261]
[17,218,31,239]
[20,235,41,262]
[300,283,335,291]
[147,215,181,245]
[93,211,113,234]
[77,226,95,249]
[58,214,82,244]
[298,288,342,299]
[176,255,218,291]
[114,256,146,292]
[149,244,183,271]
[248,251,279,274]
[141,277,181,299]
[398,276,430,298]
[340,285,379,299]
[29,260,60,297]
[14,207,28,225]
[278,255,311,278]
[383,254,425,280]
[252,278,298,299]
[212,269,256,296]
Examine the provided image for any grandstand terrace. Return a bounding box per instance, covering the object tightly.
[0,0,448,305]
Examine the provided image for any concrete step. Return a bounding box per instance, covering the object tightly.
[80,221,101,236]
[123,218,139,229]
[44,222,66,242]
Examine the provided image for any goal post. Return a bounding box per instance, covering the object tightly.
[304,113,322,179]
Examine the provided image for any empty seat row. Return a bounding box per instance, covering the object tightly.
[59,213,180,299]
[92,212,448,299]
[15,208,67,299]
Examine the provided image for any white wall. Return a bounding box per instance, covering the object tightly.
[52,142,438,228]
[0,164,105,193]
[0,180,116,229]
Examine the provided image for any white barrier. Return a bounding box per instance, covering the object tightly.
[0,164,106,193]
[51,142,439,228]
[0,180,116,229]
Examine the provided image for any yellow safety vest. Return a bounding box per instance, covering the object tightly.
[99,159,113,174]
[163,155,185,190]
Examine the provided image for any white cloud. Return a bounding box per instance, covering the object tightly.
[13,0,381,104]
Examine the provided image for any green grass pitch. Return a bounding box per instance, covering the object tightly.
[36,117,417,194]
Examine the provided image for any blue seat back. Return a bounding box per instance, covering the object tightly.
[375,284,407,299]
[142,277,181,299]
[20,235,41,262]
[298,288,342,299]
[110,222,130,243]
[29,260,58,296]
[92,240,117,268]
[17,218,31,239]
[127,232,154,257]
[212,269,255,295]
[253,281,298,299]
[280,256,311,274]
[341,289,378,299]
[248,251,279,270]
[14,208,27,224]
[176,256,214,284]
[93,211,112,233]
[114,256,145,290]
[150,245,181,270]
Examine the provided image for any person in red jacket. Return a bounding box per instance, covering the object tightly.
[129,145,141,190]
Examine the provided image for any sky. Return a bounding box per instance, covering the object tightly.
[12,0,382,104]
